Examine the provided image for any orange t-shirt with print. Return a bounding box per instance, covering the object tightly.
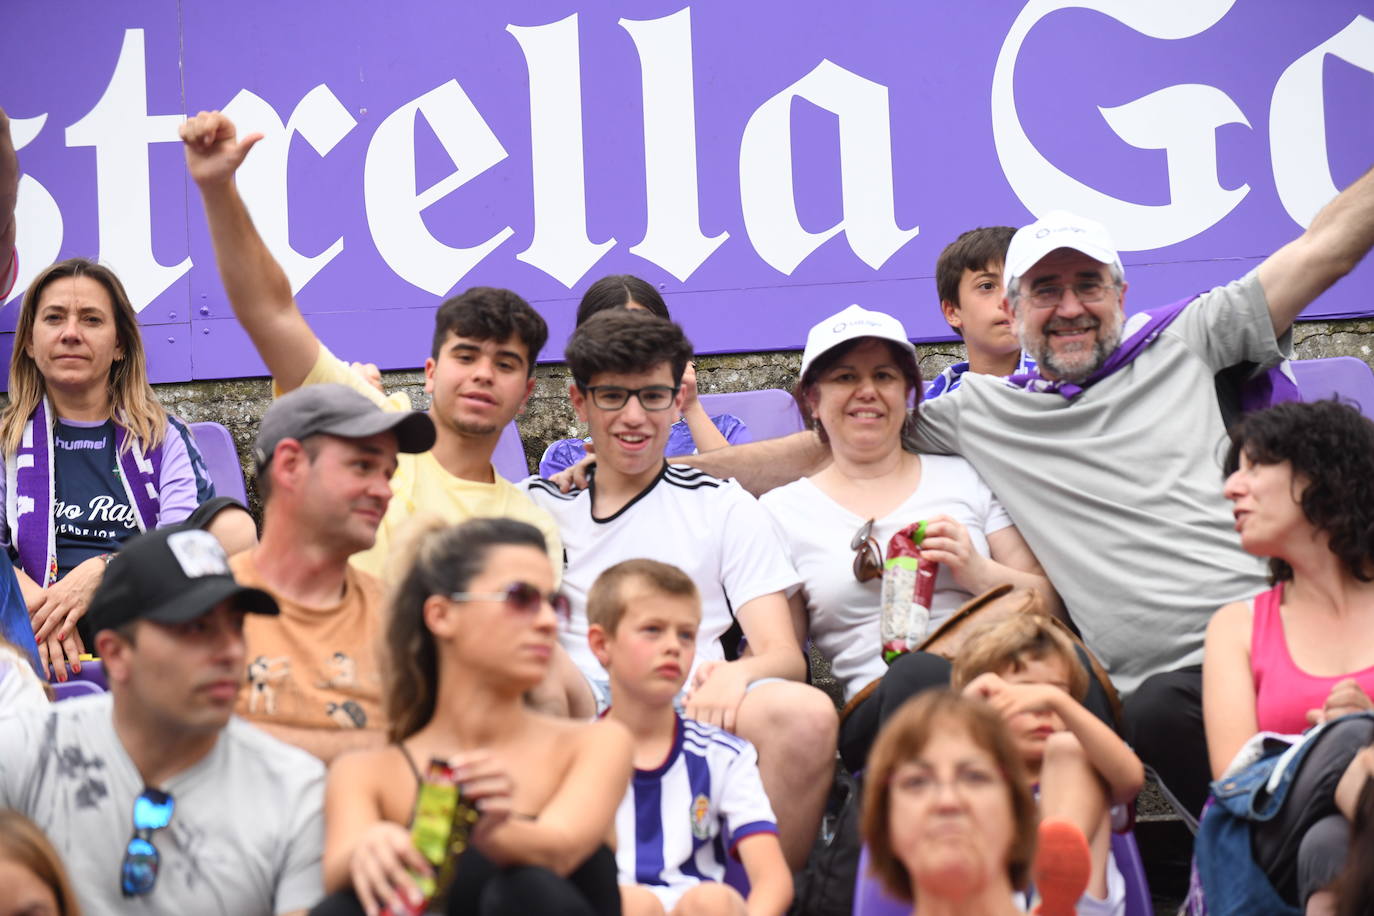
[231,551,386,745]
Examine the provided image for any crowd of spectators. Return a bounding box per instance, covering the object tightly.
[1,100,1373,916]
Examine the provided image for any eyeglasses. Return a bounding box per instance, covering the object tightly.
[582,384,679,411]
[450,582,571,620]
[122,787,174,897]
[851,519,883,583]
[1025,278,1116,310]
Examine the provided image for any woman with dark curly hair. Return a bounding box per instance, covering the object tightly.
[1203,398,1374,913]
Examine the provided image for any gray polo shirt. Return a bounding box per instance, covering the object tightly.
[910,271,1278,695]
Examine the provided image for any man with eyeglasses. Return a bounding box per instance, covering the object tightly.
[684,174,1374,822]
[229,384,434,762]
[0,524,325,914]
[524,308,838,872]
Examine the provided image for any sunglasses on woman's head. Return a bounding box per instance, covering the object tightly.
[851,518,884,583]
[450,581,571,620]
[122,787,174,897]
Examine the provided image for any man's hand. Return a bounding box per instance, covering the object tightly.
[680,361,701,413]
[180,110,263,189]
[31,554,105,644]
[684,660,750,732]
[349,361,384,394]
[962,671,1061,721]
[550,444,595,494]
[1306,677,1374,726]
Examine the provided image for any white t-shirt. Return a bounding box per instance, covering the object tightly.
[760,454,1013,702]
[0,645,47,717]
[0,694,325,915]
[525,464,799,682]
[615,714,777,908]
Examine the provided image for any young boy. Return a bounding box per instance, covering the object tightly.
[927,225,1036,398]
[953,614,1145,916]
[587,558,793,916]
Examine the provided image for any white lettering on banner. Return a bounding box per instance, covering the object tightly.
[620,8,728,283]
[5,114,62,306]
[221,86,358,294]
[1270,15,1374,228]
[508,14,616,289]
[362,80,514,297]
[64,29,190,311]
[739,60,918,275]
[992,0,1251,250]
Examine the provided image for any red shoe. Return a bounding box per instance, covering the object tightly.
[1033,818,1091,916]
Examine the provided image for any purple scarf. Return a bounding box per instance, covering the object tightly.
[7,398,163,586]
[1005,294,1301,405]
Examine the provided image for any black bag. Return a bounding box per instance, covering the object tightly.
[790,766,860,916]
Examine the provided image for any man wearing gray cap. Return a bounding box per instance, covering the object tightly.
[0,523,324,915]
[230,383,434,762]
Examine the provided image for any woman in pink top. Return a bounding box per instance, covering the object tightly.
[1203,399,1374,914]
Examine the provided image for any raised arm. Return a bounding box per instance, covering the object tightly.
[1201,600,1260,779]
[181,110,321,391]
[675,430,830,497]
[1259,163,1374,338]
[0,107,18,299]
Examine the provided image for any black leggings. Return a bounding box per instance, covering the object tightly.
[309,844,621,916]
[1251,715,1374,905]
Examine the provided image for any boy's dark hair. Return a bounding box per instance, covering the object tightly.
[951,613,1090,703]
[430,287,548,376]
[587,558,700,635]
[576,275,671,326]
[934,226,1016,337]
[1224,398,1374,584]
[564,309,694,389]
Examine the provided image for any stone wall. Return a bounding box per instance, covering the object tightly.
[150,316,1374,516]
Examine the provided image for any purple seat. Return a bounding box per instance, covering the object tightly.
[852,831,1152,915]
[493,421,530,481]
[68,658,108,690]
[52,678,103,701]
[1291,356,1374,420]
[189,421,249,505]
[697,389,805,441]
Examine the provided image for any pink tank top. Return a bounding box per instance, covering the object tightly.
[1252,582,1374,734]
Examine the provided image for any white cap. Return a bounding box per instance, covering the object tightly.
[1002,210,1124,293]
[799,304,917,381]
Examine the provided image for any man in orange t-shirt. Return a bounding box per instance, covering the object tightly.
[233,384,434,762]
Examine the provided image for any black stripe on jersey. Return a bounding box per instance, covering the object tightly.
[664,466,721,490]
[526,478,580,501]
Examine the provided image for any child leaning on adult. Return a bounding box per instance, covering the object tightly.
[757,304,1062,770]
[1202,399,1374,914]
[0,258,256,679]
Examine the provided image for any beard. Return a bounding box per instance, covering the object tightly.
[1025,309,1124,383]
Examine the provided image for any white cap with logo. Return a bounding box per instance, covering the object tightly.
[799,304,918,381]
[1002,210,1124,293]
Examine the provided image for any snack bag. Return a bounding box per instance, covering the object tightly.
[382,758,480,915]
[879,520,938,663]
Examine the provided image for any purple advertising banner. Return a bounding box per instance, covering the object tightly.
[2,0,1372,383]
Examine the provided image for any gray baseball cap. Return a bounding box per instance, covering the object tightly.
[253,383,436,471]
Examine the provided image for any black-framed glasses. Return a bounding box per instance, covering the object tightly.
[851,519,883,583]
[450,582,571,620]
[582,384,679,411]
[1025,278,1117,310]
[122,787,174,897]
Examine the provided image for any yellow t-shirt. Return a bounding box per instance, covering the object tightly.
[232,551,386,740]
[287,344,564,582]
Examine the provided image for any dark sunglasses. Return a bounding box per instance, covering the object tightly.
[450,581,571,620]
[122,787,174,897]
[851,518,884,583]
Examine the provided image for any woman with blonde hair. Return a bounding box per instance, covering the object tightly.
[315,517,631,916]
[1,258,251,679]
[0,808,82,916]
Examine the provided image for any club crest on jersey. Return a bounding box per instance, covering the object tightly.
[690,794,711,840]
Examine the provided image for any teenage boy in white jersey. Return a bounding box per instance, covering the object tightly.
[525,309,836,869]
[588,558,791,916]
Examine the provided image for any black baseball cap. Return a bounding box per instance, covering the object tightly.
[253,383,436,471]
[86,526,278,632]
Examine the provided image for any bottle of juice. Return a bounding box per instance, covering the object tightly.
[879,520,939,664]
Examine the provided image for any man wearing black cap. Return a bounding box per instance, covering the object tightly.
[0,525,324,915]
[230,383,434,762]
